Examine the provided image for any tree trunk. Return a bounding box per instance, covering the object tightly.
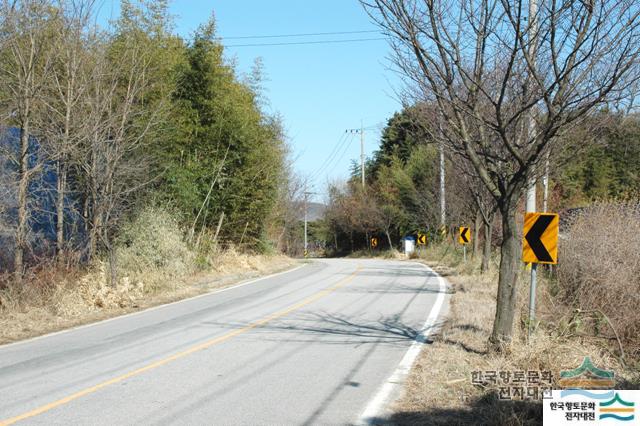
[481,212,493,274]
[82,194,89,234]
[473,209,481,258]
[105,236,117,288]
[56,161,67,256]
[57,70,73,256]
[385,230,393,250]
[212,212,224,246]
[14,121,30,282]
[490,204,520,347]
[239,222,249,246]
[89,201,102,261]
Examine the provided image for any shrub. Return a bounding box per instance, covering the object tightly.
[116,206,195,292]
[556,200,640,358]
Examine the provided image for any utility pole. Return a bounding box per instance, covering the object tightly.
[543,150,551,276]
[526,0,539,338]
[360,120,365,188]
[436,120,446,235]
[542,151,550,212]
[439,141,446,228]
[346,124,365,188]
[304,191,308,257]
[525,0,539,214]
[303,190,316,257]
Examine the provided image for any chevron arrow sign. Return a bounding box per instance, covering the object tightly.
[522,213,559,264]
[458,227,471,245]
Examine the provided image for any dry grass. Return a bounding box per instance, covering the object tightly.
[556,201,640,359]
[347,248,405,259]
[114,207,196,293]
[392,245,636,426]
[0,252,295,345]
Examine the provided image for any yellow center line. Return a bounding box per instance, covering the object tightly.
[0,265,362,425]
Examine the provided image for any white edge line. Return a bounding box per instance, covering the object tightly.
[357,261,449,425]
[0,262,308,350]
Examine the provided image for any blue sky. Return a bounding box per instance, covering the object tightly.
[99,1,401,202]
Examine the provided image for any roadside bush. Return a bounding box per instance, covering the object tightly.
[1,206,196,316]
[556,200,640,358]
[115,206,195,292]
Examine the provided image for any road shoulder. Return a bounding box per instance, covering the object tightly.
[357,260,452,425]
[0,256,303,346]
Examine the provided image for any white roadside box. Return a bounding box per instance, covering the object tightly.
[403,236,416,256]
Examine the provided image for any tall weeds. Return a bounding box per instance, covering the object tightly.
[556,201,640,358]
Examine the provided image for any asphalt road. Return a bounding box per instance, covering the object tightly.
[0,258,449,425]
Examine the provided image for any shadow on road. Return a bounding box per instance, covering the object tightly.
[201,311,444,347]
[370,392,542,426]
[342,283,453,295]
[353,268,437,278]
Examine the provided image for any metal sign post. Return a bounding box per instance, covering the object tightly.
[529,263,537,335]
[458,227,471,262]
[522,212,559,336]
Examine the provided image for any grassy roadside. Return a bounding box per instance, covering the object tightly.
[0,253,299,346]
[390,243,638,426]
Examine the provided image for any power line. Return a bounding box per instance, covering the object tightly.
[224,37,386,48]
[308,132,351,182]
[308,121,383,187]
[324,133,356,178]
[309,132,355,190]
[218,30,380,40]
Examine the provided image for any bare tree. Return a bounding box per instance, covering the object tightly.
[39,0,95,257]
[0,126,17,269]
[79,31,159,285]
[0,0,58,280]
[363,0,640,346]
[460,158,496,273]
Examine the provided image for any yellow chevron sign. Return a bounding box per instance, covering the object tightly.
[458,227,471,244]
[522,213,559,264]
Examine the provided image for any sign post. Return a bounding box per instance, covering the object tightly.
[416,233,427,257]
[458,227,471,261]
[522,212,559,336]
